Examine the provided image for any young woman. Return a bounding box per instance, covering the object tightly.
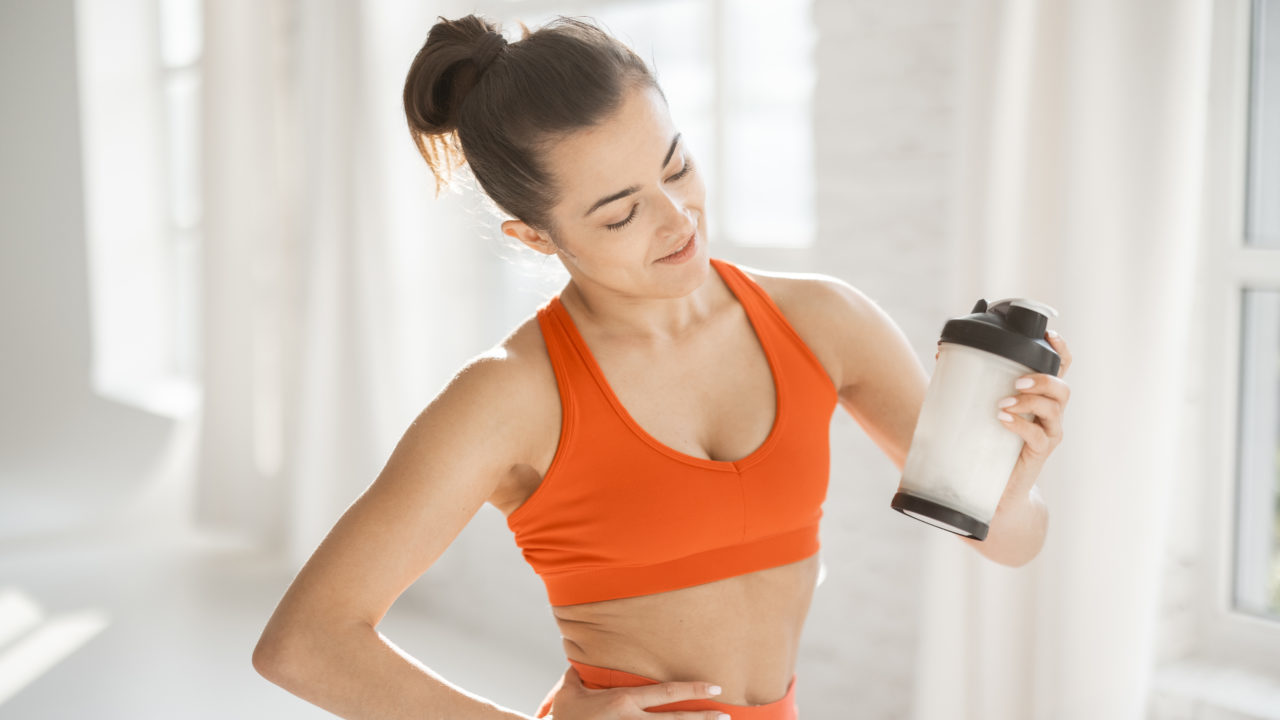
[253,13,1071,720]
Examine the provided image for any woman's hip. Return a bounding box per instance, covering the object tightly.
[534,657,800,719]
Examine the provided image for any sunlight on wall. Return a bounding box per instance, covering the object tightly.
[0,587,109,706]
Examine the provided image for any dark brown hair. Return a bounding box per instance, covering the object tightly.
[402,14,666,237]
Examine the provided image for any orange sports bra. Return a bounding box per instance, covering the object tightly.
[506,257,839,606]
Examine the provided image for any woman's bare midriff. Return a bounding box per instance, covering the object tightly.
[547,553,821,706]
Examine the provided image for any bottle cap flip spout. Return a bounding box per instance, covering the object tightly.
[937,297,1061,377]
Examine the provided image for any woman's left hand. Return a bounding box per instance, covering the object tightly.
[995,330,1072,499]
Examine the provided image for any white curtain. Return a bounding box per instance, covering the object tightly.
[912,1,1211,717]
[196,0,506,567]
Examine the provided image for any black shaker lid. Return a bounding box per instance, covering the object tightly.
[939,298,1061,376]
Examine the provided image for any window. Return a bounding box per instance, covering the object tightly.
[1235,0,1280,621]
[76,0,202,418]
[1193,0,1280,679]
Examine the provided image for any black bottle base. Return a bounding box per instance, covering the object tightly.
[891,491,989,541]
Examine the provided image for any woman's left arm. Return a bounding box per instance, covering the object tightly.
[802,275,1072,567]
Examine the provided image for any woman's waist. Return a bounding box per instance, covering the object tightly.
[555,609,805,705]
[567,656,798,715]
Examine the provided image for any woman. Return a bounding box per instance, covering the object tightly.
[253,13,1071,720]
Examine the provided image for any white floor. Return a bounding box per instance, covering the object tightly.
[0,522,563,719]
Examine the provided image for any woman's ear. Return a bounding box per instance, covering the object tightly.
[502,219,558,256]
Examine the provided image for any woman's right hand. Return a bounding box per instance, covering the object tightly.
[544,665,729,719]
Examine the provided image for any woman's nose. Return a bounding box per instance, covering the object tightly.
[657,192,695,235]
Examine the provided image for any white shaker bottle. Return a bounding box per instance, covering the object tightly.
[890,298,1061,540]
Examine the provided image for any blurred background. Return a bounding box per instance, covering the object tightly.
[1,0,1278,717]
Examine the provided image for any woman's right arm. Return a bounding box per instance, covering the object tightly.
[251,351,541,719]
[253,344,729,720]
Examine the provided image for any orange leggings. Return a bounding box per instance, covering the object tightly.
[535,658,799,719]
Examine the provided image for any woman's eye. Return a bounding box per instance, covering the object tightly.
[606,209,637,231]
[604,160,696,233]
[669,159,695,183]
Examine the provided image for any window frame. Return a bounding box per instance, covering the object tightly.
[1194,0,1280,676]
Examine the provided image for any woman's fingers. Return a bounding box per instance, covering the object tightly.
[632,680,725,715]
[634,680,722,707]
[1046,330,1071,377]
[552,670,727,719]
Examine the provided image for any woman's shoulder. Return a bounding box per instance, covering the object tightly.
[476,307,559,412]
[495,305,554,372]
[728,261,862,308]
[445,311,551,394]
[728,261,872,393]
[486,308,564,473]
[419,309,561,482]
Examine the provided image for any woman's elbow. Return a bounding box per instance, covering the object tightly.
[252,628,307,687]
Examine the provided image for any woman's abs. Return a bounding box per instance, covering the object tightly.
[550,553,820,707]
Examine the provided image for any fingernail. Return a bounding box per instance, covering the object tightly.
[709,685,722,696]
[718,714,732,720]
[998,411,1014,422]
[1047,329,1059,339]
[997,397,1017,409]
[1015,377,1034,390]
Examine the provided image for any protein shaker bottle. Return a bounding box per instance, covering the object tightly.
[890,298,1061,540]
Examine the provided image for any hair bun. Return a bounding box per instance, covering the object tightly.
[404,12,659,224]
[473,30,508,78]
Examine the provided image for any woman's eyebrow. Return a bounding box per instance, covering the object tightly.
[583,132,682,218]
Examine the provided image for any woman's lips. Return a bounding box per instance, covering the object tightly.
[656,231,696,263]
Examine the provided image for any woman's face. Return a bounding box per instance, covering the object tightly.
[504,83,709,299]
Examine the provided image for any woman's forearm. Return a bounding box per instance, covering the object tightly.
[254,620,533,719]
